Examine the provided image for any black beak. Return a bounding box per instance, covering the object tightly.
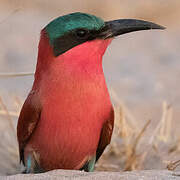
[99,19,165,39]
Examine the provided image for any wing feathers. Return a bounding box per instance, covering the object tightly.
[17,91,41,164]
[96,109,114,162]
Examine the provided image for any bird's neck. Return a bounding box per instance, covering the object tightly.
[33,30,112,91]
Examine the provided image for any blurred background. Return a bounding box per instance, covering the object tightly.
[0,0,180,175]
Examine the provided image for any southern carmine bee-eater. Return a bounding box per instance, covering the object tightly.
[17,12,165,173]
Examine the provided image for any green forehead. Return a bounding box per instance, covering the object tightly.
[45,12,105,44]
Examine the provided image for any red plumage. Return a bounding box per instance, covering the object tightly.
[17,30,114,171]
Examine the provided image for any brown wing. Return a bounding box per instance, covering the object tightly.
[17,90,41,165]
[96,108,114,162]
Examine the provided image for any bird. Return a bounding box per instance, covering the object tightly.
[17,12,165,173]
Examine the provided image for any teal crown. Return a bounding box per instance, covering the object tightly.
[45,12,105,45]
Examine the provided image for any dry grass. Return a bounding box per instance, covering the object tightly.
[0,96,20,175]
[0,89,179,175]
[0,72,34,77]
[96,90,180,172]
[167,160,180,171]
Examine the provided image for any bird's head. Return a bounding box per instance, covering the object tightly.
[35,12,165,78]
[42,12,164,57]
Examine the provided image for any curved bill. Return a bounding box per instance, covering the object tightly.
[99,19,165,39]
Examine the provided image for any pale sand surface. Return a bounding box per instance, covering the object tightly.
[1,170,180,180]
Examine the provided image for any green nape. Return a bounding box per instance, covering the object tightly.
[45,12,105,45]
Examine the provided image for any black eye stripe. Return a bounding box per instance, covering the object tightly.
[53,31,89,56]
[51,26,108,57]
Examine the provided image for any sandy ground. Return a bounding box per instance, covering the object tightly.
[1,170,180,180]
